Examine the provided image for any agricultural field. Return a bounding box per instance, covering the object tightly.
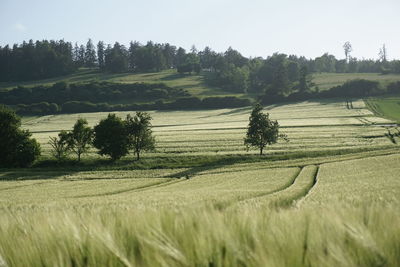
[1,99,400,266]
[365,96,400,122]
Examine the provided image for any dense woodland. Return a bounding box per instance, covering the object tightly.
[1,39,400,83]
[1,39,400,114]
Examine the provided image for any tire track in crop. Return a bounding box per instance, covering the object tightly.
[217,167,303,210]
[269,165,319,209]
[72,178,184,198]
[225,165,320,210]
[294,165,320,207]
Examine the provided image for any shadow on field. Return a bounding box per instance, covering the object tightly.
[166,157,248,179]
[0,169,75,182]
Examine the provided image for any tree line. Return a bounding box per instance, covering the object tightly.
[1,39,399,83]
[50,112,155,162]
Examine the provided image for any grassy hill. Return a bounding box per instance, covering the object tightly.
[0,69,241,98]
[2,69,400,97]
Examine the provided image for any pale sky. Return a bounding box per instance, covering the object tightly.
[1,0,399,60]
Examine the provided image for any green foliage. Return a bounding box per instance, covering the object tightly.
[0,105,40,167]
[125,112,155,160]
[68,118,93,162]
[93,114,129,161]
[244,103,283,155]
[48,130,70,162]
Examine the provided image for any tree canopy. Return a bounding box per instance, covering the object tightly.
[93,114,129,161]
[125,112,155,160]
[0,105,41,167]
[244,104,285,155]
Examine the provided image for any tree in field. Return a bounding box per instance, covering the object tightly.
[244,104,286,155]
[93,114,129,161]
[67,118,93,162]
[0,105,41,167]
[48,130,70,162]
[343,41,352,62]
[125,112,155,160]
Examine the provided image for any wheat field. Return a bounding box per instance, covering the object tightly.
[1,99,399,266]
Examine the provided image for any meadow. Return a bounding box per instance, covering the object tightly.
[0,99,399,266]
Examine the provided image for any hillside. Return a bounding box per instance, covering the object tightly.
[0,69,241,97]
[2,69,400,97]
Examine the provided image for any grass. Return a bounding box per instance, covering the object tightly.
[1,99,400,266]
[0,205,399,267]
[365,96,400,123]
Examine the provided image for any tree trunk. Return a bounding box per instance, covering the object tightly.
[78,152,81,162]
[136,151,140,161]
[260,147,263,156]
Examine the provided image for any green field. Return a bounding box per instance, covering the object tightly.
[1,99,400,266]
[365,96,400,123]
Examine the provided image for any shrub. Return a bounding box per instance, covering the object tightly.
[93,114,129,161]
[0,105,40,167]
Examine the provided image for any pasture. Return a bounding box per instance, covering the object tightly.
[1,99,400,266]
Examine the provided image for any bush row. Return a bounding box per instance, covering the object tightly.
[0,81,188,105]
[15,96,252,115]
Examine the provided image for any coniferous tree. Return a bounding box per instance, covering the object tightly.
[85,39,97,67]
[97,41,105,70]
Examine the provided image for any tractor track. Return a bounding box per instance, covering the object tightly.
[72,178,184,198]
[218,167,303,210]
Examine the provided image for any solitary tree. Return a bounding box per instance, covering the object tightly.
[48,130,70,162]
[244,104,286,155]
[125,112,155,160]
[68,118,93,162]
[343,41,352,63]
[93,114,129,161]
[0,105,40,167]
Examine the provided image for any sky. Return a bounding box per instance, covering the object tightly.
[1,0,399,60]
